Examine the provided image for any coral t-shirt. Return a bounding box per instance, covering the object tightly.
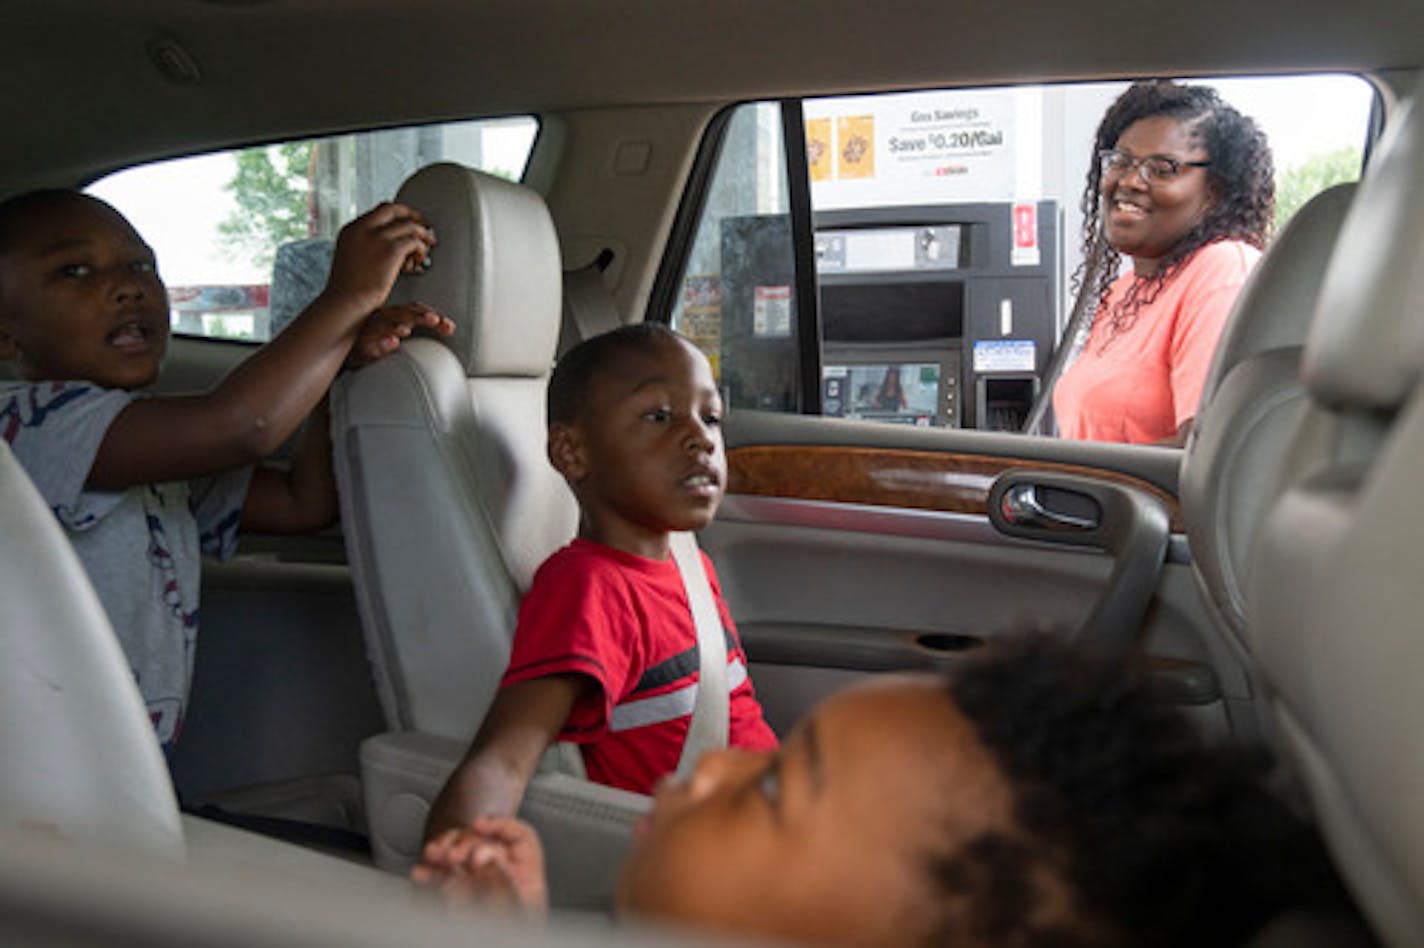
[1053,240,1261,444]
[500,538,778,793]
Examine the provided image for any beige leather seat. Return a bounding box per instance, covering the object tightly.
[1178,182,1383,948]
[330,163,647,907]
[1245,87,1424,947]
[0,440,184,861]
[1179,183,1355,655]
[0,439,411,893]
[333,162,577,740]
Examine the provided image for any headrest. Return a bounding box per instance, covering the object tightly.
[1303,90,1424,411]
[270,237,334,337]
[387,162,562,378]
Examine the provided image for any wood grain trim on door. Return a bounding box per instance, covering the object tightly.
[727,445,1182,530]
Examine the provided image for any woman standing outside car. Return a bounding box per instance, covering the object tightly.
[1053,80,1275,445]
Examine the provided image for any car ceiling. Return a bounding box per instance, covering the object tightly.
[2,0,1419,191]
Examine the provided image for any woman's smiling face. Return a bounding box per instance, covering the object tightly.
[1101,114,1217,274]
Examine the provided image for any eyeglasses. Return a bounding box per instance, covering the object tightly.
[1098,148,1210,184]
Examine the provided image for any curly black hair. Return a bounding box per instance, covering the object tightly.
[1078,80,1275,346]
[923,634,1352,947]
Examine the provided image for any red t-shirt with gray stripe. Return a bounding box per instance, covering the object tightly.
[501,538,778,793]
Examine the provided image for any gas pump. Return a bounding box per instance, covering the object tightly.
[815,200,1060,431]
[714,200,1060,430]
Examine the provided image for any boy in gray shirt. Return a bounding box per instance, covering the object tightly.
[0,189,450,745]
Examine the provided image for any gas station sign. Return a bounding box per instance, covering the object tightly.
[805,88,1028,208]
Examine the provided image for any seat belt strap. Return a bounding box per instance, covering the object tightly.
[669,531,729,779]
[563,255,622,344]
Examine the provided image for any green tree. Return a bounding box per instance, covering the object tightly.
[218,141,315,272]
[1274,146,1362,234]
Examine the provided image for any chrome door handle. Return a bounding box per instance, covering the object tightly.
[1000,483,1099,531]
[988,469,1170,654]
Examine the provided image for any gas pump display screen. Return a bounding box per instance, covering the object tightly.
[817,226,964,273]
[822,362,940,426]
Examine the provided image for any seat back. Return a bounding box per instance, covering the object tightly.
[1246,88,1424,946]
[332,162,578,739]
[330,166,651,904]
[1179,183,1355,645]
[0,440,420,883]
[0,441,184,861]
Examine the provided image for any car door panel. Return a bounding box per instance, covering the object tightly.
[705,409,1247,741]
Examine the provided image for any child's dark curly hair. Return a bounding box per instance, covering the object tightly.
[0,189,101,282]
[922,634,1350,947]
[1078,80,1275,346]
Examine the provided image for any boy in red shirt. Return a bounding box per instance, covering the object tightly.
[422,323,776,840]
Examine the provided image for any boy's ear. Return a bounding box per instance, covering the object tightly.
[0,325,17,362]
[547,422,588,483]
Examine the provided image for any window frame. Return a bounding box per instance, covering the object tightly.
[652,75,1383,438]
[86,114,543,346]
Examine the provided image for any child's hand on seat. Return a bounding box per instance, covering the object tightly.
[345,302,455,369]
[412,816,549,916]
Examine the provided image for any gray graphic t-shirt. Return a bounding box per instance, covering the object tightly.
[1,380,251,745]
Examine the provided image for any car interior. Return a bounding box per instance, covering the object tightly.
[1,1,1422,945]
